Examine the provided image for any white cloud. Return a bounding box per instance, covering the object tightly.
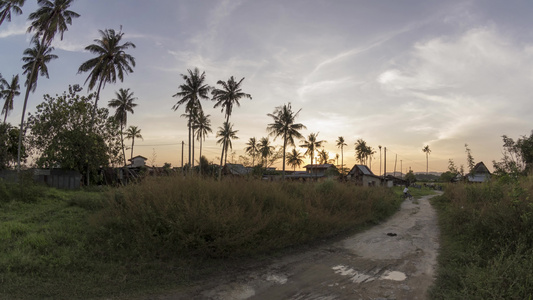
[0,22,27,38]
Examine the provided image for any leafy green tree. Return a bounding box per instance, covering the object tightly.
[172,68,210,169]
[216,121,238,172]
[493,132,533,176]
[0,123,24,169]
[336,136,347,174]
[108,88,137,165]
[26,85,122,183]
[244,137,259,167]
[267,103,306,179]
[464,143,476,175]
[78,28,136,122]
[423,145,431,175]
[0,0,25,27]
[300,132,325,168]
[125,125,143,161]
[193,109,212,174]
[287,148,304,171]
[405,170,416,184]
[212,76,251,171]
[1,74,20,123]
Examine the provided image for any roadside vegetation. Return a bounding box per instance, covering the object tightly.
[430,177,533,299]
[0,176,404,299]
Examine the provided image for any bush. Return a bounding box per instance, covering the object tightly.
[430,178,533,299]
[92,177,400,260]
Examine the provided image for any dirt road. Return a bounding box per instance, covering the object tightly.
[155,193,440,300]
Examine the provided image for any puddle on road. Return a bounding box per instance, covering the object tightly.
[332,265,407,283]
[380,270,407,281]
[332,265,372,283]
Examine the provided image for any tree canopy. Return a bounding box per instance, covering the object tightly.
[26,85,122,183]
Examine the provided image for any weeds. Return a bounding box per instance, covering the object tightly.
[430,178,533,299]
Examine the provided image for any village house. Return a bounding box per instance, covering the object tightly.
[467,161,491,183]
[346,164,382,186]
[304,164,338,177]
[128,155,148,168]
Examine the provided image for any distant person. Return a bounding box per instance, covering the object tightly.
[403,186,412,199]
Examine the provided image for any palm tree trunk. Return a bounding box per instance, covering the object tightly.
[120,124,126,166]
[91,79,104,127]
[218,146,224,180]
[341,147,344,175]
[188,118,191,173]
[199,138,203,175]
[17,68,36,171]
[131,137,135,160]
[282,136,287,180]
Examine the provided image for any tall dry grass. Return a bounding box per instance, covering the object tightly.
[92,176,400,259]
[430,178,533,299]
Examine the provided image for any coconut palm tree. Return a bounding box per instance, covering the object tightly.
[423,145,431,175]
[216,121,238,170]
[0,0,25,26]
[287,148,304,171]
[318,149,329,164]
[1,74,20,124]
[244,137,259,167]
[17,0,77,171]
[193,109,212,174]
[266,103,306,179]
[171,68,210,169]
[17,40,57,170]
[27,0,79,45]
[258,137,275,167]
[108,88,137,165]
[300,132,325,168]
[355,139,371,165]
[78,28,136,122]
[336,136,347,175]
[211,76,251,172]
[125,125,143,161]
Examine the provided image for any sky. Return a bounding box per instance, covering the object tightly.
[1,0,533,174]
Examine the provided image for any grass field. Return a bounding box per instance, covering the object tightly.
[0,176,408,299]
[429,177,533,299]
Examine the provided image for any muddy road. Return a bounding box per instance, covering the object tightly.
[153,193,441,300]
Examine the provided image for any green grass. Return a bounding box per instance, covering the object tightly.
[0,177,404,299]
[429,178,533,300]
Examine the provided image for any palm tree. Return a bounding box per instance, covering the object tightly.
[355,139,371,165]
[244,137,259,167]
[125,126,143,161]
[78,28,136,122]
[108,88,137,165]
[423,145,431,175]
[17,40,57,170]
[216,121,238,170]
[287,148,304,171]
[193,109,212,174]
[27,0,79,45]
[318,149,329,164]
[266,103,306,179]
[336,136,347,175]
[171,68,210,170]
[0,0,25,26]
[300,132,325,168]
[1,74,20,123]
[212,76,251,172]
[258,137,275,167]
[17,0,77,171]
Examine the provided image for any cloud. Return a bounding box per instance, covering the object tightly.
[0,22,27,38]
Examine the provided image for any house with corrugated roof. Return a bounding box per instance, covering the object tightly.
[304,164,337,177]
[467,161,491,183]
[346,164,382,186]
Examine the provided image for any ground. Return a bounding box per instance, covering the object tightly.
[146,193,440,300]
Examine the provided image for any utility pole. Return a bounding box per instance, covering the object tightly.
[384,147,387,183]
[378,145,382,176]
[400,160,403,178]
[394,154,398,177]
